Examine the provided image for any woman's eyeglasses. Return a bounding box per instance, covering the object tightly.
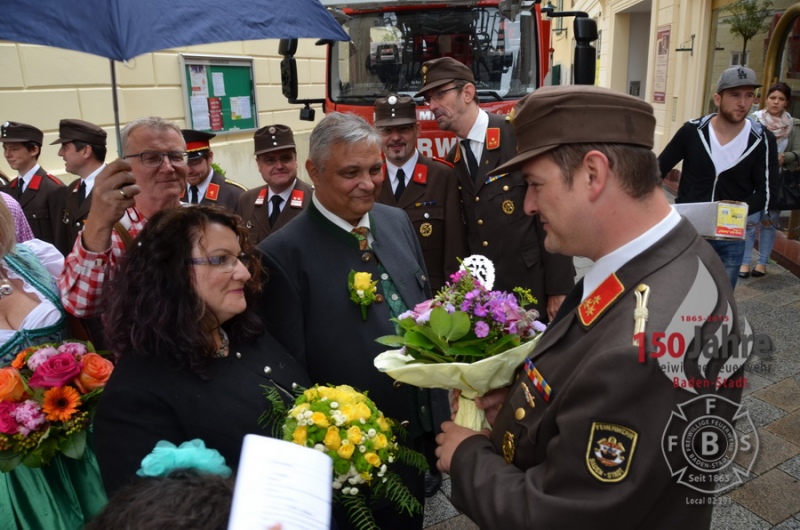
[189,253,250,272]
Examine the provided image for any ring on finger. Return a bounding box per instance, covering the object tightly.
[119,189,128,199]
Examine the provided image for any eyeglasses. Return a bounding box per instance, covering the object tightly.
[423,85,462,105]
[258,154,295,166]
[378,124,416,136]
[123,151,189,168]
[189,253,251,272]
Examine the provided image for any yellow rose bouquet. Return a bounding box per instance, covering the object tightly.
[348,270,378,320]
[0,340,114,472]
[280,384,426,530]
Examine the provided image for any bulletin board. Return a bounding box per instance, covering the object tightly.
[180,54,258,134]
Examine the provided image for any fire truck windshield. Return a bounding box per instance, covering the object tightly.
[329,6,539,104]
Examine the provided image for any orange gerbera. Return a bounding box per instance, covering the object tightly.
[42,386,81,422]
[11,349,31,369]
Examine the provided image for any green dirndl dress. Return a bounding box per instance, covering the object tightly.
[0,246,107,530]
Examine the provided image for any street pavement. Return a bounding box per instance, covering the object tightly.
[423,249,800,530]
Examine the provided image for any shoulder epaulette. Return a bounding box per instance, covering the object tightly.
[431,156,454,168]
[47,174,65,186]
[225,179,248,191]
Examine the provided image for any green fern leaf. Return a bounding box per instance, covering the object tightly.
[341,494,380,530]
[396,446,429,473]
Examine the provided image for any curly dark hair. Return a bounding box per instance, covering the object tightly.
[84,469,234,530]
[104,205,264,375]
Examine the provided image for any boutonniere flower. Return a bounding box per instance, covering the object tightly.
[348,270,378,320]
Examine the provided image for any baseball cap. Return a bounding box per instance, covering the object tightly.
[716,66,761,94]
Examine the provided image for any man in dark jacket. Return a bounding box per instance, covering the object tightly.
[415,57,573,321]
[658,66,777,287]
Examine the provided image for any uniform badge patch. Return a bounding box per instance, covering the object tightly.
[255,188,267,206]
[290,189,305,208]
[205,183,220,201]
[585,422,638,483]
[502,199,514,215]
[419,222,433,237]
[486,128,501,150]
[578,273,624,327]
[502,431,515,464]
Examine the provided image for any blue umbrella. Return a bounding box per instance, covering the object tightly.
[0,0,348,145]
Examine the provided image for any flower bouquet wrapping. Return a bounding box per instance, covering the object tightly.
[278,384,426,530]
[0,341,114,472]
[375,257,545,431]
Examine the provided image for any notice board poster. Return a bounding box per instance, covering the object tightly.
[653,25,670,103]
[181,55,258,134]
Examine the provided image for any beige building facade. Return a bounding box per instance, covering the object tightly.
[0,38,327,187]
[547,0,800,152]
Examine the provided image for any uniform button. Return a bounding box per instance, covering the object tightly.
[420,274,427,282]
[515,408,526,420]
[375,294,384,303]
[391,293,399,301]
[477,219,484,225]
[421,405,427,413]
[292,382,299,390]
[482,241,488,247]
[362,253,371,262]
[424,212,430,219]
[381,273,389,280]
[263,366,272,375]
[393,380,403,389]
[458,185,463,190]
[235,351,242,359]
[474,196,480,202]
[503,185,509,191]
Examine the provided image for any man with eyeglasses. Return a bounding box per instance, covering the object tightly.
[59,116,189,319]
[415,57,574,322]
[236,125,312,245]
[48,119,108,256]
[180,129,247,211]
[374,94,466,294]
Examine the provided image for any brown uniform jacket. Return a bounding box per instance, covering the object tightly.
[448,113,573,318]
[236,178,313,246]
[0,166,64,244]
[49,178,92,256]
[376,153,467,292]
[181,171,247,212]
[450,219,746,530]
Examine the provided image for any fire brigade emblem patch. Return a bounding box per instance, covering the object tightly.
[585,422,638,483]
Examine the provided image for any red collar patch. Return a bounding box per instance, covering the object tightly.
[578,274,625,327]
[255,188,267,206]
[205,183,220,201]
[486,128,501,150]
[290,189,304,208]
[413,164,428,185]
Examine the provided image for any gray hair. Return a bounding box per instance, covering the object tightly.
[120,117,184,156]
[308,113,382,172]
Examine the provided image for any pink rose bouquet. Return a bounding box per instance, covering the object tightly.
[0,341,114,471]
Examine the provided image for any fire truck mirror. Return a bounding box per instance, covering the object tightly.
[573,17,598,85]
[281,57,299,100]
[279,38,298,57]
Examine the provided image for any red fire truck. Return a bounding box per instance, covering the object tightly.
[280,0,596,158]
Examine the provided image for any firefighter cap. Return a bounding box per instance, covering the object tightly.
[254,125,295,156]
[182,129,216,159]
[490,85,655,176]
[51,119,107,146]
[374,94,417,127]
[414,57,475,97]
[1,121,44,145]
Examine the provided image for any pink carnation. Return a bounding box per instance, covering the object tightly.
[26,347,60,371]
[11,400,46,436]
[0,401,20,435]
[28,353,82,389]
[57,342,88,358]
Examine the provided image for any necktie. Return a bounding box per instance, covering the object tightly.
[549,278,584,327]
[269,195,283,227]
[461,139,479,181]
[351,227,370,251]
[16,179,24,199]
[394,168,406,202]
[190,185,199,204]
[77,181,86,206]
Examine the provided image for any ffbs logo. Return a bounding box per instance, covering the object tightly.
[662,394,758,494]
